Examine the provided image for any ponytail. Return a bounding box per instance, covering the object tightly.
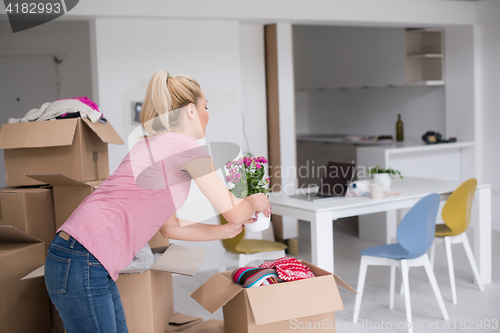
[140,71,202,136]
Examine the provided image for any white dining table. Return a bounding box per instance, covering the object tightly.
[268,176,492,285]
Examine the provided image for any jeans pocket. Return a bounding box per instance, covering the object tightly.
[45,251,71,295]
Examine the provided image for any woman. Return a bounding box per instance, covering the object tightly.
[44,71,271,333]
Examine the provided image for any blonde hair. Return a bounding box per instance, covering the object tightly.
[140,71,202,136]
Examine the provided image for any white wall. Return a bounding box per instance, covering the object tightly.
[475,0,500,230]
[0,20,93,103]
[294,26,407,90]
[239,24,268,158]
[0,20,93,188]
[90,18,268,271]
[293,25,446,139]
[444,25,476,142]
[90,18,245,173]
[302,87,445,138]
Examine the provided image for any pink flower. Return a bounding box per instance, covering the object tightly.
[256,163,262,169]
[266,177,270,182]
[226,176,231,182]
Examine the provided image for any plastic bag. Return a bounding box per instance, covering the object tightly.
[123,243,155,271]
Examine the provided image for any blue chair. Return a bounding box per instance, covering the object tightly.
[352,193,449,333]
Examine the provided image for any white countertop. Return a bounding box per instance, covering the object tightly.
[356,138,474,154]
[296,134,395,146]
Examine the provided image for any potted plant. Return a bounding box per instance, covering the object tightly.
[368,166,403,191]
[225,156,271,232]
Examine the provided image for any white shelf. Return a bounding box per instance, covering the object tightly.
[405,28,444,83]
[407,54,443,59]
[406,80,445,86]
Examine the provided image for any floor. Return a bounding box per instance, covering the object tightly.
[173,219,500,332]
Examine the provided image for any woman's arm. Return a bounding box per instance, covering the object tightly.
[180,157,271,224]
[159,212,256,241]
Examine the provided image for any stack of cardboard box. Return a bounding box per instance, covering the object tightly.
[0,118,125,333]
[0,117,215,333]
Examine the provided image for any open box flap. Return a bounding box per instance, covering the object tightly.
[0,187,49,194]
[191,272,243,313]
[182,319,224,333]
[82,118,124,145]
[0,225,42,243]
[169,312,202,325]
[333,274,358,294]
[27,173,93,187]
[246,274,344,325]
[0,118,78,149]
[151,243,206,276]
[21,265,45,280]
[300,259,332,276]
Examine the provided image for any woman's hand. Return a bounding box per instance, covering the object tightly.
[223,216,258,238]
[249,193,272,218]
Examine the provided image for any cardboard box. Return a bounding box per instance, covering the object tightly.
[27,173,169,248]
[165,312,203,332]
[117,244,206,333]
[117,269,173,333]
[191,260,356,333]
[24,243,206,333]
[0,225,51,333]
[0,118,124,186]
[181,319,224,333]
[0,187,56,252]
[28,173,102,229]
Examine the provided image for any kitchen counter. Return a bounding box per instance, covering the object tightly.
[356,137,475,154]
[296,134,394,146]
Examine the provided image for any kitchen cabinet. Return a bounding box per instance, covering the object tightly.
[405,28,444,85]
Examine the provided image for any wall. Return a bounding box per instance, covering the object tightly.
[90,18,267,270]
[0,20,93,188]
[239,24,268,158]
[0,20,93,100]
[444,25,475,142]
[301,86,445,138]
[90,18,245,174]
[293,25,446,139]
[475,0,500,230]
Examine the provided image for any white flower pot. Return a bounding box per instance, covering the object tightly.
[245,212,271,232]
[373,173,391,192]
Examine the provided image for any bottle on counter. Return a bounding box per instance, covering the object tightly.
[396,113,404,142]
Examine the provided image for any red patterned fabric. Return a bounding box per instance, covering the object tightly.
[259,257,315,281]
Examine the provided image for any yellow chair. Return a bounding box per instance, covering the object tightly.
[218,215,288,271]
[430,178,484,304]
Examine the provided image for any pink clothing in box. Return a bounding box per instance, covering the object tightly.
[58,132,210,280]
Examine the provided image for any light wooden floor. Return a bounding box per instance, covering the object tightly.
[173,219,500,332]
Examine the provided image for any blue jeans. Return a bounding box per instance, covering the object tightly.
[45,232,128,333]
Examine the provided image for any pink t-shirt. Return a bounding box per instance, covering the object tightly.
[58,132,210,280]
